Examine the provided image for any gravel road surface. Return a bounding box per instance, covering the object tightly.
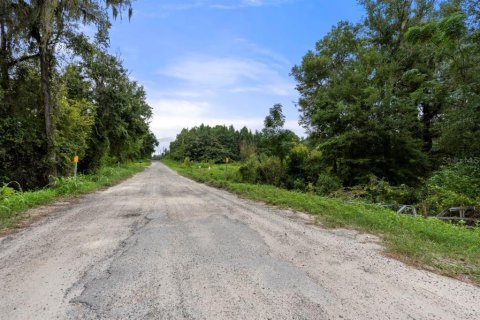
[1,162,479,320]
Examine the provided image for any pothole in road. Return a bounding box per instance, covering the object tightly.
[121,213,142,218]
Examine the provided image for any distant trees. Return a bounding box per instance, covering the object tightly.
[167,104,301,165]
[168,125,256,163]
[0,1,157,189]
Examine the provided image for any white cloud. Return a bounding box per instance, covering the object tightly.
[157,55,295,97]
[150,98,210,117]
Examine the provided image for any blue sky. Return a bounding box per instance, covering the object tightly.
[108,0,364,151]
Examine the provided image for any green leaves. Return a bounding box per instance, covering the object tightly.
[439,12,466,39]
[0,1,156,189]
[293,1,479,188]
[169,125,251,163]
[404,22,437,43]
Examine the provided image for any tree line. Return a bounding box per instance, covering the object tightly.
[167,0,480,215]
[0,1,158,189]
[166,105,299,165]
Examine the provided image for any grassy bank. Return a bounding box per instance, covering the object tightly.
[163,158,480,285]
[0,161,149,232]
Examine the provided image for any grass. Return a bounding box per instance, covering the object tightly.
[163,158,480,285]
[0,161,149,232]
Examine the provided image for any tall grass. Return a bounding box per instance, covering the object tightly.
[163,159,480,285]
[0,161,149,231]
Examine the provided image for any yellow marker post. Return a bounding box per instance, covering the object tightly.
[73,155,79,177]
[224,157,229,180]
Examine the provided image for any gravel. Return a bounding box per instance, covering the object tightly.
[1,162,479,319]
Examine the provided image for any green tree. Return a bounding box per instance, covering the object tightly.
[292,2,433,186]
[261,104,299,163]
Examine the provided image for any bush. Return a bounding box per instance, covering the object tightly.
[364,176,418,204]
[422,163,480,215]
[423,185,477,215]
[257,156,284,186]
[292,178,306,191]
[331,185,369,199]
[286,143,309,176]
[304,149,325,182]
[0,185,16,200]
[183,157,192,168]
[428,164,480,199]
[316,173,342,196]
[239,155,260,183]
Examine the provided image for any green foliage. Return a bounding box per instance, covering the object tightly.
[0,185,15,200]
[238,155,260,184]
[256,156,284,186]
[364,176,419,205]
[0,66,51,188]
[54,92,95,175]
[423,185,476,215]
[403,9,480,159]
[428,164,480,199]
[260,104,299,162]
[183,157,192,167]
[422,163,480,214]
[286,143,309,177]
[82,52,155,170]
[292,1,480,187]
[0,1,156,190]
[315,173,342,196]
[168,125,254,163]
[303,149,325,182]
[0,161,148,231]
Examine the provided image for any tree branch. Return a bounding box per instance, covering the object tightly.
[8,53,40,67]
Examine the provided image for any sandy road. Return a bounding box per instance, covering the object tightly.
[0,162,479,320]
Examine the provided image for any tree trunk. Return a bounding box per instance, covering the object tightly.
[35,0,59,180]
[39,43,57,179]
[0,16,11,112]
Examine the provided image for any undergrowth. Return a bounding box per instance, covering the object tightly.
[0,161,149,232]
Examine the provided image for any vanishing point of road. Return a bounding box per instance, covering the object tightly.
[1,162,479,319]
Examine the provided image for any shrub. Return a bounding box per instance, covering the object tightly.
[292,178,306,191]
[304,149,325,182]
[183,157,192,168]
[331,185,369,200]
[363,176,419,205]
[422,163,480,215]
[428,163,480,199]
[257,156,284,186]
[423,185,477,215]
[286,143,309,177]
[316,173,342,196]
[239,155,260,183]
[0,185,16,200]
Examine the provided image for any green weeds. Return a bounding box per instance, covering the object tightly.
[0,161,149,232]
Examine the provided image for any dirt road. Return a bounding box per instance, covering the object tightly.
[0,162,479,319]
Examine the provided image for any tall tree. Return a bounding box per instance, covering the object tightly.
[24,0,132,178]
[261,104,299,163]
[292,2,432,185]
